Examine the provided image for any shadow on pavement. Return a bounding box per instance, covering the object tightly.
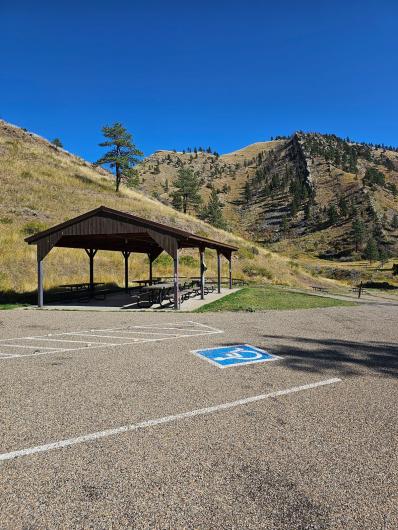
[219,337,398,378]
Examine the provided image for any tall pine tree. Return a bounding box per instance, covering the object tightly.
[200,189,226,229]
[96,123,143,192]
[171,168,202,213]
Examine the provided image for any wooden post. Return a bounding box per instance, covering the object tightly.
[200,247,205,300]
[149,255,153,285]
[122,251,130,293]
[228,254,232,289]
[173,249,180,310]
[37,257,44,308]
[85,249,97,292]
[217,250,221,294]
[358,281,363,299]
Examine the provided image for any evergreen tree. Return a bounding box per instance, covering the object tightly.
[338,196,348,217]
[327,204,339,224]
[244,181,252,204]
[200,189,227,229]
[352,217,365,252]
[364,238,379,263]
[281,215,289,233]
[392,213,398,229]
[378,246,390,267]
[96,122,143,192]
[364,167,385,186]
[124,167,140,188]
[52,138,63,148]
[171,168,202,213]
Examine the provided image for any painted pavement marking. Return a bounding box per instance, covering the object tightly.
[192,344,281,368]
[0,321,222,360]
[0,378,341,462]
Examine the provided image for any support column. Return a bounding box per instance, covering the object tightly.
[122,251,131,293]
[149,256,153,285]
[217,250,221,294]
[199,247,205,300]
[85,249,97,292]
[37,256,44,308]
[228,254,233,289]
[173,249,180,310]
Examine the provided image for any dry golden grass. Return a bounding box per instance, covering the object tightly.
[0,121,321,296]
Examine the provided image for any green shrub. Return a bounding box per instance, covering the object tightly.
[242,265,273,280]
[22,220,48,236]
[154,253,173,266]
[180,255,198,267]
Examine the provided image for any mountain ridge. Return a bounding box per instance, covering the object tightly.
[136,132,398,258]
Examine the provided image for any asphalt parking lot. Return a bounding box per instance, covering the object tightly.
[0,303,397,529]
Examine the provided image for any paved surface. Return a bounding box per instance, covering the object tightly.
[0,303,397,529]
[46,288,240,312]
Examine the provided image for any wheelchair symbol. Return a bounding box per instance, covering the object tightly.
[213,347,263,362]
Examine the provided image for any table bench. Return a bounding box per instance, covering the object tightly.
[312,286,328,293]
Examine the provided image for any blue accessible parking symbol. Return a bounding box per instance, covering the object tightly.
[192,344,280,368]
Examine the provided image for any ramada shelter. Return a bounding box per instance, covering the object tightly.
[25,206,238,309]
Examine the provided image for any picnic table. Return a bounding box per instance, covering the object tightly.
[56,282,110,302]
[60,282,104,291]
[127,281,200,309]
[312,286,328,293]
[129,278,162,287]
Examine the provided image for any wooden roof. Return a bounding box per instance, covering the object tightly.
[25,206,238,260]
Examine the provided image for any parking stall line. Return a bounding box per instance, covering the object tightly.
[0,322,223,361]
[0,378,342,462]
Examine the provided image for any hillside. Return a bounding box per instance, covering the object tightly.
[0,120,318,297]
[136,133,398,259]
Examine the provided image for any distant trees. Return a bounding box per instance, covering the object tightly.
[52,138,63,148]
[171,168,202,213]
[199,189,227,229]
[95,122,143,192]
[363,167,385,187]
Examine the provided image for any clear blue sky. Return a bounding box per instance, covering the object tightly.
[1,0,397,161]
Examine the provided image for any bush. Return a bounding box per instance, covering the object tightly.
[153,253,173,267]
[242,265,273,280]
[180,255,198,267]
[22,220,48,236]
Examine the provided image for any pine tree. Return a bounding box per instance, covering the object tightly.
[281,215,289,233]
[171,168,202,213]
[327,204,339,225]
[244,181,252,204]
[378,246,390,267]
[364,238,379,263]
[338,196,348,217]
[352,217,365,252]
[95,123,143,192]
[199,189,226,229]
[392,213,398,229]
[52,138,63,148]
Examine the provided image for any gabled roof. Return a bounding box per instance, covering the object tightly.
[25,206,238,260]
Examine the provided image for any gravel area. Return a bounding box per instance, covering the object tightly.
[0,303,397,529]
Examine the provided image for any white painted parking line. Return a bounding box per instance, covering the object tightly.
[0,378,341,462]
[0,322,223,361]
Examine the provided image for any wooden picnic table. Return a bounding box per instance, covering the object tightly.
[312,286,328,293]
[142,282,175,290]
[130,278,162,287]
[60,282,104,291]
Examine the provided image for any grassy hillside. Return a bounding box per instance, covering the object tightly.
[136,133,398,259]
[0,120,323,299]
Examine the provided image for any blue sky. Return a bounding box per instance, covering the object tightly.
[1,0,397,161]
